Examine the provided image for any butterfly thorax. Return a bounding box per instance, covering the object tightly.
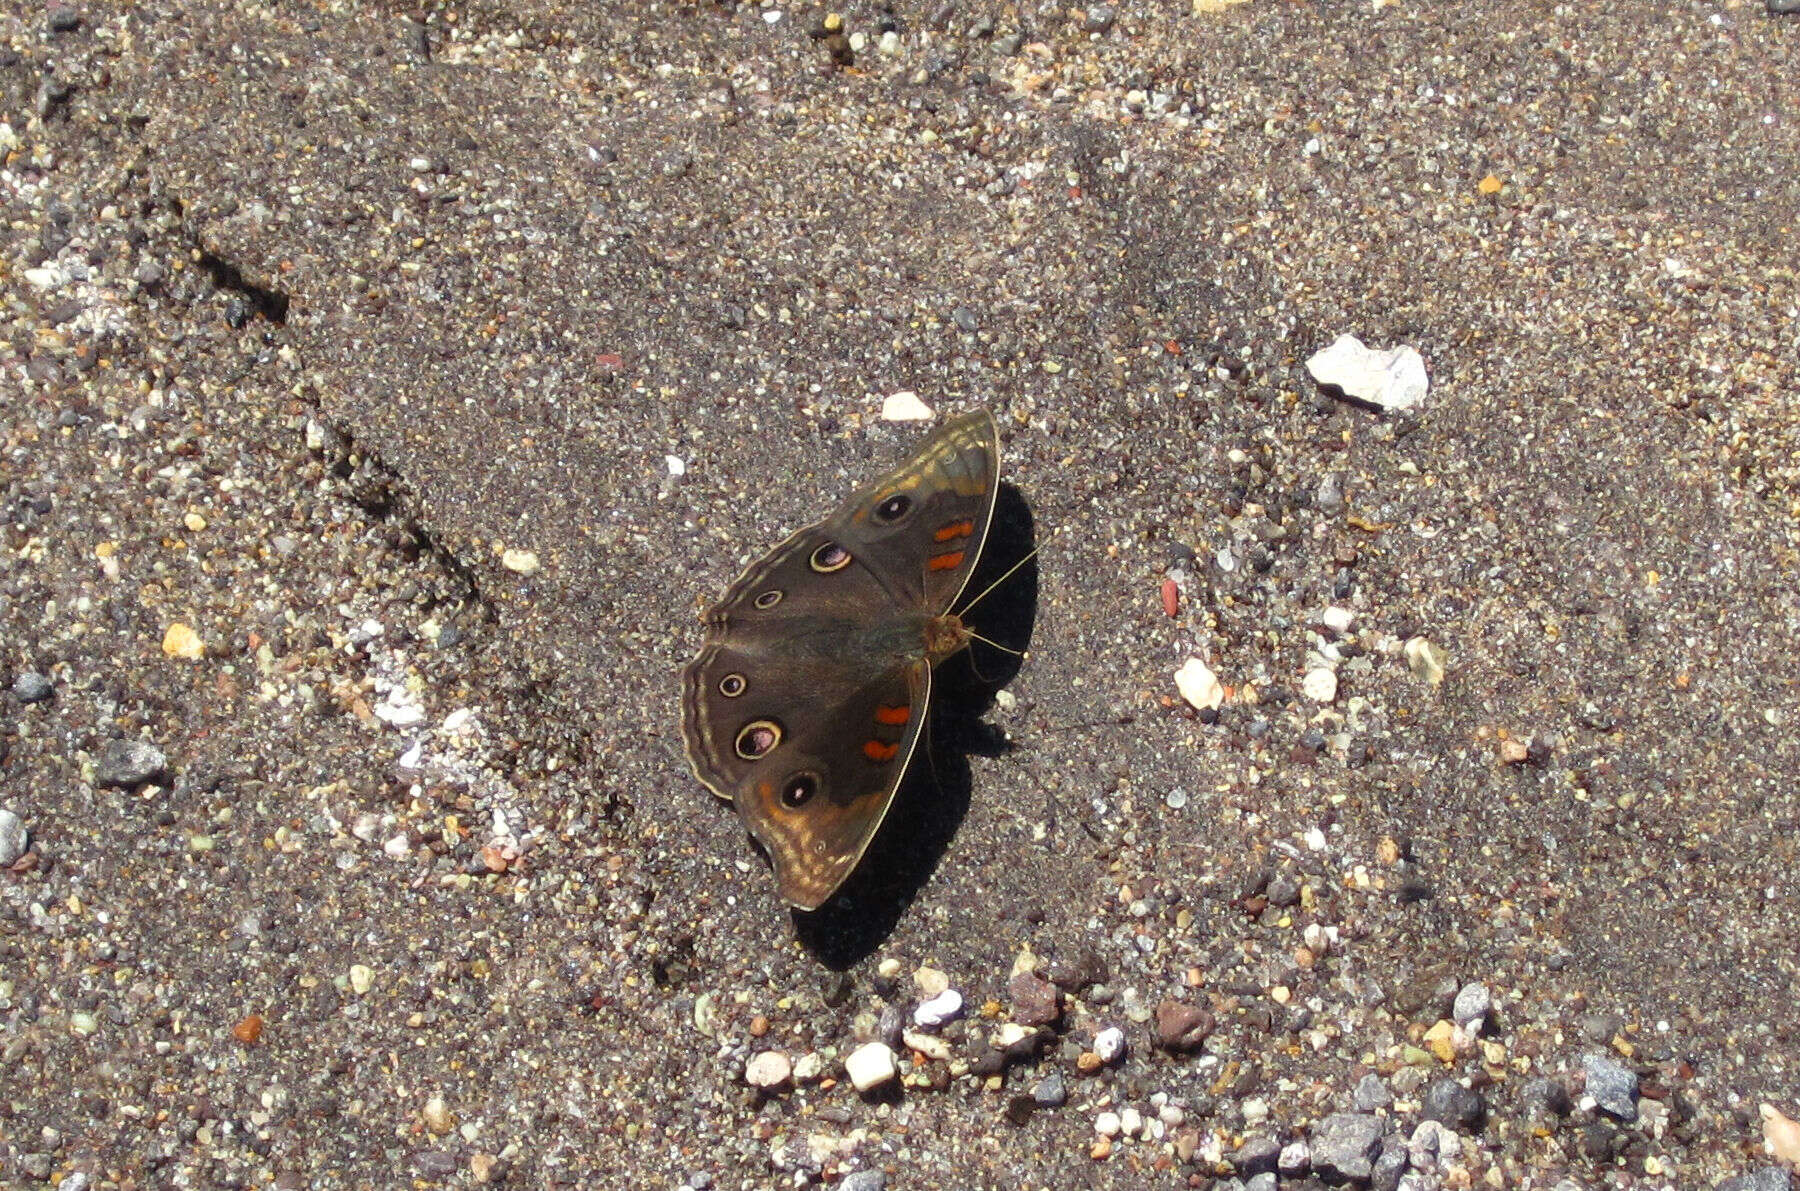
[922,612,971,664]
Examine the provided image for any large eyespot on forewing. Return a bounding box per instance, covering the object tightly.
[734,719,783,760]
[809,540,852,573]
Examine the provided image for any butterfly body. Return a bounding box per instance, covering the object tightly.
[681,411,1001,910]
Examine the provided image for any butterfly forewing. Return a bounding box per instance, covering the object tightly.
[826,410,1000,615]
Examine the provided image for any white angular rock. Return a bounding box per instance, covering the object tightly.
[1405,636,1447,686]
[1093,1026,1126,1063]
[882,391,934,421]
[1175,658,1225,712]
[844,1042,898,1092]
[1306,334,1429,412]
[745,1050,792,1090]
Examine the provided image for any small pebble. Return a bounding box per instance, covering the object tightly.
[1009,971,1062,1027]
[1421,1077,1487,1131]
[1174,658,1224,712]
[913,988,963,1027]
[845,1042,898,1093]
[94,740,167,787]
[1302,666,1338,703]
[745,1051,792,1090]
[882,391,934,421]
[0,809,29,866]
[1095,1110,1122,1137]
[422,1095,454,1135]
[161,621,205,660]
[1452,982,1491,1030]
[1353,1072,1394,1112]
[1092,1026,1126,1063]
[11,671,53,703]
[1152,1000,1214,1052]
[1582,1052,1639,1122]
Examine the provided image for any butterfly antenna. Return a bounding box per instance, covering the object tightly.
[968,632,1026,659]
[957,545,1041,616]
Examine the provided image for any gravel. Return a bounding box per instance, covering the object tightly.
[3,0,1796,1187]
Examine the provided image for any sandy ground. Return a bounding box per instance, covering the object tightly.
[3,1,1798,1187]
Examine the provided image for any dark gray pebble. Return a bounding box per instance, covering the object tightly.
[95,740,168,787]
[1310,1112,1383,1182]
[12,671,53,703]
[411,1150,457,1178]
[1421,1077,1486,1131]
[1579,1012,1624,1044]
[1371,1135,1410,1191]
[1232,1134,1280,1176]
[1521,1076,1573,1121]
[839,1171,885,1191]
[0,809,27,866]
[1582,1052,1639,1121]
[1352,1072,1393,1112]
[1031,1073,1066,1107]
[1715,1169,1793,1191]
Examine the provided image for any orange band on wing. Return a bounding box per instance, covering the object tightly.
[874,704,912,726]
[927,551,965,572]
[934,519,975,542]
[863,740,900,762]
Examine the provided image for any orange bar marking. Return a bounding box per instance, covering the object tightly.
[874,704,911,726]
[928,550,965,572]
[934,520,974,542]
[863,740,900,762]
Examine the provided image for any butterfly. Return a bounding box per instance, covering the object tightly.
[681,410,1002,909]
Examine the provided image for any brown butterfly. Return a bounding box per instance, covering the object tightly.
[681,410,1002,910]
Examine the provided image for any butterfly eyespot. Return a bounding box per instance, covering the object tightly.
[874,493,913,523]
[734,719,783,760]
[717,673,747,698]
[781,773,820,809]
[810,542,852,573]
[753,589,783,609]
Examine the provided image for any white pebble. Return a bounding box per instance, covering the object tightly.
[745,1051,792,1089]
[1305,333,1430,412]
[1320,605,1355,634]
[901,1028,951,1061]
[882,391,934,421]
[1094,1110,1122,1137]
[1302,666,1338,703]
[844,1042,897,1092]
[1119,1106,1144,1137]
[913,988,963,1028]
[1174,658,1224,712]
[1093,1026,1126,1063]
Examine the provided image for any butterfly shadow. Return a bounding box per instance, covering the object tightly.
[792,483,1039,969]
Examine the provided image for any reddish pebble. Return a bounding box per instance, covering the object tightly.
[479,845,510,872]
[232,1014,264,1044]
[1161,577,1180,618]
